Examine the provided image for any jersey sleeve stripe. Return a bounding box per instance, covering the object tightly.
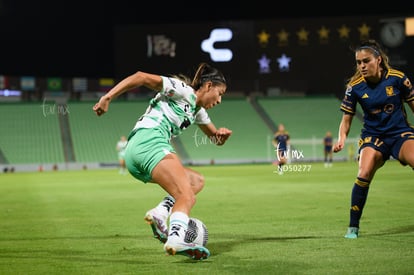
[340,105,355,114]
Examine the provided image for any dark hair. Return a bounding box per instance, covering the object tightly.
[191,63,226,90]
[170,63,226,90]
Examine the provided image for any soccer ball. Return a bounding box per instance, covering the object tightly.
[185,217,208,247]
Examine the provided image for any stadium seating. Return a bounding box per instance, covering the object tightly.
[0,97,371,166]
[67,101,148,163]
[257,96,363,161]
[0,103,64,164]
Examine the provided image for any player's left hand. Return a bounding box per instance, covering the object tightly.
[214,127,232,146]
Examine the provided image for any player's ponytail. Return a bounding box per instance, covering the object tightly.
[191,63,226,90]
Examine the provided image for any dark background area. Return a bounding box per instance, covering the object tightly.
[0,0,413,87]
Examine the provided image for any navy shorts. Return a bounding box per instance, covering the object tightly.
[359,131,414,164]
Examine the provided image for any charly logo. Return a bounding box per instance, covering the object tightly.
[201,28,233,62]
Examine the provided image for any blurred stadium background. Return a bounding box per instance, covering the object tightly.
[0,96,364,171]
[1,4,413,171]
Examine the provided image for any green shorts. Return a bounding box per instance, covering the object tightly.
[124,128,175,183]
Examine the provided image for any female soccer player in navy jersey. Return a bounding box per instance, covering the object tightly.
[323,131,333,167]
[272,123,290,175]
[333,39,414,239]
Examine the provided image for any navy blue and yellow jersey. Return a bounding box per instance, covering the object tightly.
[340,69,414,136]
[274,131,290,150]
[324,136,333,150]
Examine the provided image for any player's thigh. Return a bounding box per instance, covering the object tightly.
[358,146,384,180]
[399,139,414,167]
[152,154,194,198]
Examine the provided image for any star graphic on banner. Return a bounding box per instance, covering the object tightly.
[277,29,289,46]
[296,27,309,45]
[318,26,330,40]
[258,54,271,73]
[277,54,291,72]
[337,25,351,39]
[257,30,270,46]
[358,23,371,40]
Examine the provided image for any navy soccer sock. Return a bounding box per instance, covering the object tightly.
[349,177,370,228]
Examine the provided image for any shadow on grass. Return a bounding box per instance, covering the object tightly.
[0,234,160,264]
[0,234,138,242]
[369,224,414,237]
[207,234,319,257]
[208,224,414,257]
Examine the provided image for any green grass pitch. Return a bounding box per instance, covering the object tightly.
[0,161,413,274]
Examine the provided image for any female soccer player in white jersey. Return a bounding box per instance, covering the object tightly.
[93,63,232,260]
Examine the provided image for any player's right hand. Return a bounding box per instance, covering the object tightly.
[333,142,344,153]
[93,96,110,116]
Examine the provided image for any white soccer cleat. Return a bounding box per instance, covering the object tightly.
[164,222,210,260]
[164,238,210,260]
[144,209,168,243]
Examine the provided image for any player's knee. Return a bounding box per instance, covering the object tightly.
[399,146,414,167]
[197,174,205,189]
[196,175,205,194]
[189,172,205,194]
[357,168,376,181]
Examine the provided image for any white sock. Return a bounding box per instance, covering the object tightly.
[168,211,189,239]
[155,195,175,217]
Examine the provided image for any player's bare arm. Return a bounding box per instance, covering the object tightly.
[198,123,232,146]
[333,114,353,153]
[93,72,162,116]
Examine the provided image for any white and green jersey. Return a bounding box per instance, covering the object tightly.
[116,139,127,158]
[133,76,211,138]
